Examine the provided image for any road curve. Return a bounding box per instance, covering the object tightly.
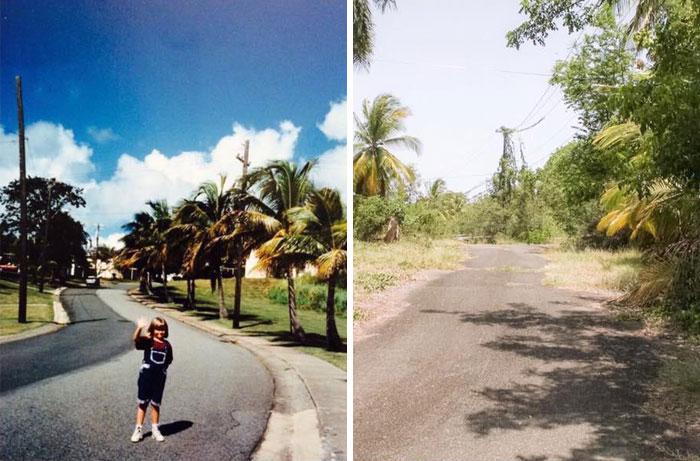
[1,287,273,461]
[354,244,694,460]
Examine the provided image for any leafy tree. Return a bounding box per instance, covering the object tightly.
[170,177,235,319]
[117,201,174,299]
[288,188,347,351]
[507,0,669,49]
[0,177,86,290]
[354,94,421,197]
[248,160,317,342]
[550,6,635,134]
[354,0,396,68]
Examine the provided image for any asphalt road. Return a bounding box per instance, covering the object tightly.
[354,244,694,460]
[0,287,273,461]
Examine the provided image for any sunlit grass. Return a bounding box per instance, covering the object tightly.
[0,279,54,336]
[542,248,643,292]
[162,278,347,370]
[354,238,467,296]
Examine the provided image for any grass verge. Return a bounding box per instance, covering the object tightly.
[542,248,643,292]
[0,278,54,336]
[354,238,467,318]
[152,278,347,370]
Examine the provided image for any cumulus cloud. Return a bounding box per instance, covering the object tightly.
[77,120,301,230]
[101,232,125,250]
[0,122,94,187]
[87,126,119,143]
[310,144,348,201]
[317,99,347,141]
[1,110,347,234]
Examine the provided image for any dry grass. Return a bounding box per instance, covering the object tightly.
[542,248,643,293]
[354,238,466,297]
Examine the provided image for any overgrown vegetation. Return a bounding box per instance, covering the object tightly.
[354,2,700,336]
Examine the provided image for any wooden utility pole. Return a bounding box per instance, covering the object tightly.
[16,76,28,323]
[236,139,250,176]
[232,140,250,328]
[94,224,101,276]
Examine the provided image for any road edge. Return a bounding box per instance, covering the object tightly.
[125,289,331,461]
[0,286,70,345]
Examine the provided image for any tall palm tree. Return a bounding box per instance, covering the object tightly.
[354,0,396,68]
[170,176,235,320]
[248,160,317,342]
[117,200,173,299]
[354,94,421,197]
[209,175,280,328]
[288,188,347,351]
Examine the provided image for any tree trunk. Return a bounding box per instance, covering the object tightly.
[384,216,400,243]
[217,269,227,319]
[325,275,343,351]
[139,269,151,295]
[287,268,305,342]
[162,264,170,303]
[190,277,197,311]
[232,260,243,329]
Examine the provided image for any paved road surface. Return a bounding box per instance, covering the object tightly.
[1,287,273,460]
[354,244,693,460]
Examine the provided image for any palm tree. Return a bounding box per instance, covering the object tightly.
[210,175,279,328]
[117,200,173,300]
[248,160,317,342]
[354,94,421,197]
[170,176,235,320]
[288,188,347,351]
[354,0,396,68]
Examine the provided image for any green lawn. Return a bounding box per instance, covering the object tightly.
[0,279,54,336]
[152,278,347,370]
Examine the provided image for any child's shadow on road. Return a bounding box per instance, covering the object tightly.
[145,421,194,437]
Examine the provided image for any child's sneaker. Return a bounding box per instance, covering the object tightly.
[151,425,165,442]
[130,426,143,443]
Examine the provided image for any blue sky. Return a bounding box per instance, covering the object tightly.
[354,1,601,197]
[1,0,347,244]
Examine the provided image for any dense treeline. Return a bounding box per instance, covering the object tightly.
[354,1,700,333]
[115,160,347,351]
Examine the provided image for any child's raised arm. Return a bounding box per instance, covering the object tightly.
[133,316,149,347]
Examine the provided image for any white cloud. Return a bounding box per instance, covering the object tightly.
[101,232,125,250]
[87,126,119,143]
[1,115,348,234]
[78,120,302,231]
[317,99,347,141]
[310,144,348,202]
[0,122,94,187]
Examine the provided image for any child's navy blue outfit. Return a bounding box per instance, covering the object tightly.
[135,337,173,407]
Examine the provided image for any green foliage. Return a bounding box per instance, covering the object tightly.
[353,195,406,240]
[550,6,635,133]
[267,280,347,315]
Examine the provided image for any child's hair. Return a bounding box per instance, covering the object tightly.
[147,317,169,338]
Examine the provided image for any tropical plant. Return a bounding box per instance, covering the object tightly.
[354,94,421,197]
[170,176,235,319]
[353,0,396,68]
[247,160,317,341]
[209,175,280,328]
[288,188,347,351]
[117,200,173,299]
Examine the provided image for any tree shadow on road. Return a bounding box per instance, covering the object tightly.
[428,302,697,460]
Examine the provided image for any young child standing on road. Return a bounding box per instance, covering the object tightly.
[130,316,173,443]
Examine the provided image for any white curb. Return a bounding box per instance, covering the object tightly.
[53,287,70,324]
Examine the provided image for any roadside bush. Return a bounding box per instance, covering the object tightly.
[354,195,406,241]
